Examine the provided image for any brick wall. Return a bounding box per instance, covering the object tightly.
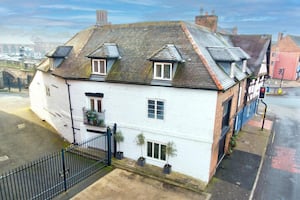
[209,83,240,179]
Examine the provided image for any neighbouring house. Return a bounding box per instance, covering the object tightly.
[226,34,271,132]
[270,33,300,80]
[29,12,269,184]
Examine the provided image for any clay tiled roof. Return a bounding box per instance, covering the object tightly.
[289,35,300,48]
[39,21,250,91]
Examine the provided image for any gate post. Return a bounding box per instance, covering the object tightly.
[61,149,67,191]
[113,123,117,158]
[106,127,112,166]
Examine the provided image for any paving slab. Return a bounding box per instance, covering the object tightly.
[71,169,208,200]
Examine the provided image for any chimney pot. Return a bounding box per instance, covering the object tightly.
[195,14,218,32]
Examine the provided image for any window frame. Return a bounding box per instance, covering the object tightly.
[88,97,102,113]
[92,59,107,75]
[153,62,172,80]
[147,99,164,120]
[221,98,232,135]
[147,141,166,161]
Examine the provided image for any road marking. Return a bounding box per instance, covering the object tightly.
[272,131,276,144]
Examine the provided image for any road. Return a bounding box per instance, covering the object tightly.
[253,87,300,200]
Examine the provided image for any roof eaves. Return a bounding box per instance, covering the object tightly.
[180,22,223,90]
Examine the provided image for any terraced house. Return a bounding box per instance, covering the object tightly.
[30,13,268,183]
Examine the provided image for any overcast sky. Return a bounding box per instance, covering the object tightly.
[0,0,299,44]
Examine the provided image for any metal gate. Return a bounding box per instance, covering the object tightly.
[0,129,112,200]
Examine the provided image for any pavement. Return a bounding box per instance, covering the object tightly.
[206,114,273,200]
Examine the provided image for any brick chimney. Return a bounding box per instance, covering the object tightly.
[195,11,218,32]
[96,10,108,26]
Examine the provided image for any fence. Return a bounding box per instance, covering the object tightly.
[0,129,112,200]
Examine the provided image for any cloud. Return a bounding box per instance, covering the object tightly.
[117,0,158,6]
[39,4,95,12]
[0,7,15,16]
[239,16,276,22]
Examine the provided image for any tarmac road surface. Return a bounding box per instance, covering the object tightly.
[253,87,300,200]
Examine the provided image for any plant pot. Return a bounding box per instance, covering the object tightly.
[137,157,146,166]
[163,164,172,174]
[116,151,124,160]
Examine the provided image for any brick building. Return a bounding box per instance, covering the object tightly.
[271,33,300,80]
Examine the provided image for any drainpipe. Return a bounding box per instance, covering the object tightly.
[65,79,76,144]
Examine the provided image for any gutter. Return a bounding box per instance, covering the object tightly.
[65,79,77,144]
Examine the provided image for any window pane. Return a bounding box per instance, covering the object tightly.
[156,101,164,120]
[97,100,102,112]
[160,145,166,160]
[155,64,162,78]
[154,143,159,159]
[163,64,171,79]
[93,61,98,73]
[147,142,152,157]
[99,60,105,74]
[148,100,155,118]
[90,99,95,111]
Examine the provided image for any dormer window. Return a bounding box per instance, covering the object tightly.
[149,44,184,82]
[92,59,106,75]
[87,43,120,78]
[154,62,172,80]
[46,46,73,70]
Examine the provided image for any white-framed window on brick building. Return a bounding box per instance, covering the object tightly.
[153,62,172,80]
[147,141,166,161]
[148,99,164,120]
[92,59,106,75]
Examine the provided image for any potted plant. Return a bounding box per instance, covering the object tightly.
[114,131,124,160]
[86,110,96,125]
[163,141,177,174]
[136,133,146,166]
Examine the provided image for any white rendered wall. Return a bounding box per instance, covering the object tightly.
[29,71,73,142]
[68,80,217,182]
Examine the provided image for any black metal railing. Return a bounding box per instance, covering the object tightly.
[0,129,112,200]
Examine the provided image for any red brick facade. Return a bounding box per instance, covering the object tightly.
[271,35,300,80]
[209,81,243,179]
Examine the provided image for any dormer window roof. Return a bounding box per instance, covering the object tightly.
[149,44,184,63]
[46,46,73,58]
[207,46,241,62]
[228,47,250,60]
[46,46,73,70]
[87,43,120,59]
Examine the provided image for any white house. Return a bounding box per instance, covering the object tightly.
[30,17,255,183]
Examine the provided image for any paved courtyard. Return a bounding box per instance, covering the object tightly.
[0,91,68,173]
